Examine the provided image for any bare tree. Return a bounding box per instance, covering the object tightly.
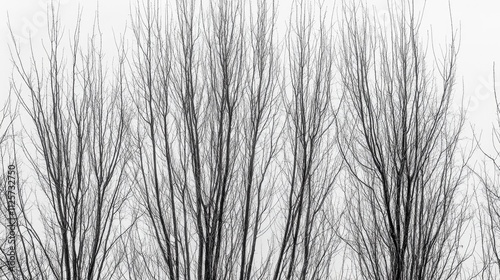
[270,1,341,279]
[475,65,500,279]
[128,0,345,279]
[9,4,132,280]
[127,0,280,279]
[238,0,280,279]
[337,1,472,279]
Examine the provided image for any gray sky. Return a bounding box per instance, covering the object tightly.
[1,0,499,142]
[0,0,497,275]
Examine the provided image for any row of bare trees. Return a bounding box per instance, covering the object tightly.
[2,0,500,279]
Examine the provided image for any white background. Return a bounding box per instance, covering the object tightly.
[1,0,499,137]
[0,0,498,275]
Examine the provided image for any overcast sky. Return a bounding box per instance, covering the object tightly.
[1,0,500,144]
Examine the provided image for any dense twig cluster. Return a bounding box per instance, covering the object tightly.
[2,0,497,279]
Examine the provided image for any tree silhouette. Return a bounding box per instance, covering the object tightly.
[337,1,472,279]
